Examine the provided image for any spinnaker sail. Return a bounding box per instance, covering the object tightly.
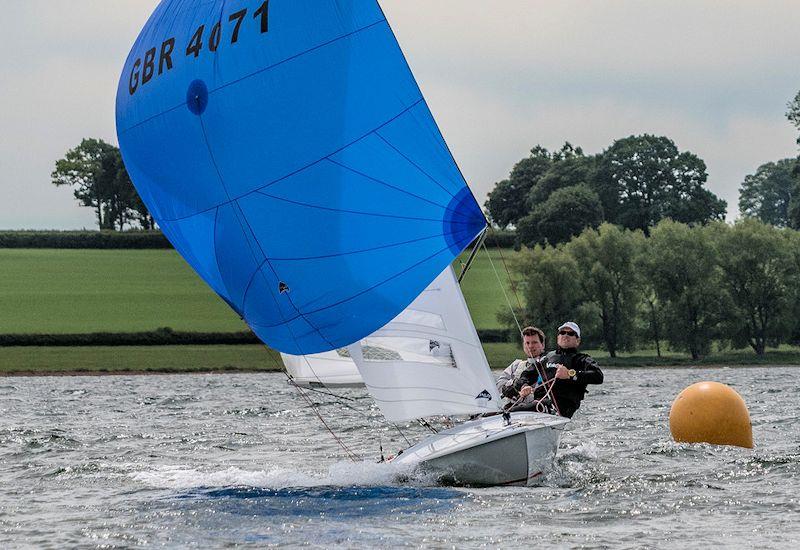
[116,0,487,355]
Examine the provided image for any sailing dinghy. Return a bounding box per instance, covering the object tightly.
[116,0,566,486]
[285,265,569,486]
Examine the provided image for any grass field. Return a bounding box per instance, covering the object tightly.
[456,247,520,329]
[0,345,279,375]
[0,248,517,334]
[4,247,799,374]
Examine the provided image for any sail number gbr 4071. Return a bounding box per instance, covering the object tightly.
[128,0,270,96]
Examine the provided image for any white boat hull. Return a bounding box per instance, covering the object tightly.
[391,412,569,487]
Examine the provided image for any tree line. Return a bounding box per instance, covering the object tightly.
[507,219,800,359]
[485,134,728,247]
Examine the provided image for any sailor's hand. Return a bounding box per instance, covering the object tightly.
[519,385,533,397]
[555,365,571,379]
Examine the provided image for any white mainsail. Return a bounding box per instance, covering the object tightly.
[348,266,502,422]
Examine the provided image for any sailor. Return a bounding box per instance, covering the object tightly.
[510,322,603,418]
[496,326,546,408]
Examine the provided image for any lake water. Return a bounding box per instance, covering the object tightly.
[1,367,798,548]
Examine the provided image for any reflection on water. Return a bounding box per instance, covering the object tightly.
[173,485,462,518]
[0,368,799,547]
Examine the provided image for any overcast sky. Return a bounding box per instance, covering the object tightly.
[1,0,798,229]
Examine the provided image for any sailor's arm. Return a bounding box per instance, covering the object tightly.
[514,363,539,391]
[495,362,516,389]
[496,361,521,396]
[576,355,604,384]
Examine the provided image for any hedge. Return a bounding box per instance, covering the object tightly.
[1,229,519,250]
[0,230,172,249]
[485,229,517,249]
[0,327,515,347]
[0,328,259,347]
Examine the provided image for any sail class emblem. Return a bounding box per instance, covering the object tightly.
[476,389,492,401]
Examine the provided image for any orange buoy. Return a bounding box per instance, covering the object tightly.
[669,381,753,448]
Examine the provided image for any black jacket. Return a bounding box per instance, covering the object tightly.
[512,347,603,418]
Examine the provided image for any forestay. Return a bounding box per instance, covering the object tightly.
[116,0,487,355]
[348,267,502,422]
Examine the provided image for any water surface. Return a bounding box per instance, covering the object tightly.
[1,367,798,547]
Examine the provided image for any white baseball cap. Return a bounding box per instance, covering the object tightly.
[558,322,581,338]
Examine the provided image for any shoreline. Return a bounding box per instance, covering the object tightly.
[2,363,796,378]
[3,343,798,378]
[0,368,283,378]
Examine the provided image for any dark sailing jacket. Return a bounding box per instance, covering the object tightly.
[512,347,603,418]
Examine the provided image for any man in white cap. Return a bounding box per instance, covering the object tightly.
[509,321,603,418]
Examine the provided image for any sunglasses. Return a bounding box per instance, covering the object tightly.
[558,330,577,337]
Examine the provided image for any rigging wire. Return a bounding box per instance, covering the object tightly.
[283,347,416,453]
[482,239,523,335]
[266,349,361,461]
[488,228,524,312]
[286,381,357,402]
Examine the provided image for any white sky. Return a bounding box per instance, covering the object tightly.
[1,0,798,229]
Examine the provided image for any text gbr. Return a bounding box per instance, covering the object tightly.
[128,0,270,96]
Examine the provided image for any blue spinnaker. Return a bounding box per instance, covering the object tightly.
[116,0,486,354]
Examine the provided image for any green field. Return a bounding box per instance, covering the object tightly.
[455,247,519,329]
[0,248,516,334]
[0,345,280,375]
[5,247,797,375]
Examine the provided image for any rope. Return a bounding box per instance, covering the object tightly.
[532,359,562,417]
[267,349,361,461]
[273,346,418,456]
[297,347,416,447]
[283,370,362,462]
[505,358,563,417]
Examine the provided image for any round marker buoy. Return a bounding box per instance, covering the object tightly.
[669,381,753,448]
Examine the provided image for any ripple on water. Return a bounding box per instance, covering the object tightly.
[2,369,800,548]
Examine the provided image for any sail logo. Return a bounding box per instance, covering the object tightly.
[128,0,271,96]
[475,390,492,401]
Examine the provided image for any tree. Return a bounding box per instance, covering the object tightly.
[787,90,800,146]
[52,138,118,229]
[511,244,588,338]
[526,151,599,207]
[639,220,727,359]
[565,224,643,357]
[52,139,152,231]
[712,219,796,355]
[738,158,798,227]
[485,146,552,228]
[596,135,726,233]
[99,147,139,231]
[636,280,665,357]
[782,229,800,344]
[517,185,604,247]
